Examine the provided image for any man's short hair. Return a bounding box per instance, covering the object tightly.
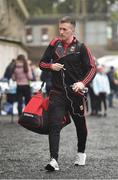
[59,16,76,27]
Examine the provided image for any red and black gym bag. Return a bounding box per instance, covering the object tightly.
[18,91,71,135]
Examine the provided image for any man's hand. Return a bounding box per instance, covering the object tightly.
[51,63,65,71]
[72,82,85,93]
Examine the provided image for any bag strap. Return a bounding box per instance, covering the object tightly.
[39,81,45,92]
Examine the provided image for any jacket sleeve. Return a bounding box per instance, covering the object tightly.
[39,37,59,71]
[39,45,54,71]
[80,43,96,86]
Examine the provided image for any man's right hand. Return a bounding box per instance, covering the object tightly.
[51,63,65,71]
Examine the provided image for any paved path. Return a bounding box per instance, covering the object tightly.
[0,102,118,179]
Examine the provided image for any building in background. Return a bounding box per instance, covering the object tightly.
[0,0,29,78]
[25,18,58,62]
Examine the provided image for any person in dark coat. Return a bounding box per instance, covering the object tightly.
[4,59,16,81]
[107,66,117,107]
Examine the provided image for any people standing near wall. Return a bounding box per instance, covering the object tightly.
[39,16,96,171]
[88,82,100,116]
[12,54,33,117]
[107,66,117,107]
[114,69,118,98]
[92,65,110,116]
[3,59,16,81]
[28,60,37,81]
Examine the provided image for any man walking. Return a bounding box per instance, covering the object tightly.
[39,16,96,171]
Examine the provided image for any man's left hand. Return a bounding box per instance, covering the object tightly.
[72,82,85,93]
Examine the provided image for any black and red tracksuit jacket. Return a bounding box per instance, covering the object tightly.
[39,36,96,93]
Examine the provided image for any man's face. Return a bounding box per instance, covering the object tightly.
[59,22,75,42]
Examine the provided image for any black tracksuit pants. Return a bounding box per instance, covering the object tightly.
[48,90,87,161]
[16,85,31,116]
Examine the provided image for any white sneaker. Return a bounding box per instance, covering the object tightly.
[74,153,86,166]
[45,158,59,171]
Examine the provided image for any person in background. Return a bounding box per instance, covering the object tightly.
[88,82,99,116]
[28,60,36,81]
[39,16,96,171]
[88,57,99,116]
[114,69,118,98]
[12,55,33,117]
[107,66,117,108]
[3,59,16,81]
[92,65,110,116]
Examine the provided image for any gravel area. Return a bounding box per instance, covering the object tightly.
[0,103,118,179]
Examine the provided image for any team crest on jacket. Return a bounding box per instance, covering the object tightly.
[55,43,64,58]
[70,46,76,52]
[55,42,78,58]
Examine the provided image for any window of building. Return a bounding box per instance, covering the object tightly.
[26,27,33,42]
[41,27,49,45]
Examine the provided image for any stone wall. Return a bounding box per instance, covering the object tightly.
[0,0,29,42]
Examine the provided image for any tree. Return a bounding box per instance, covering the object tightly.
[23,0,118,17]
[23,0,57,16]
[57,0,75,14]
